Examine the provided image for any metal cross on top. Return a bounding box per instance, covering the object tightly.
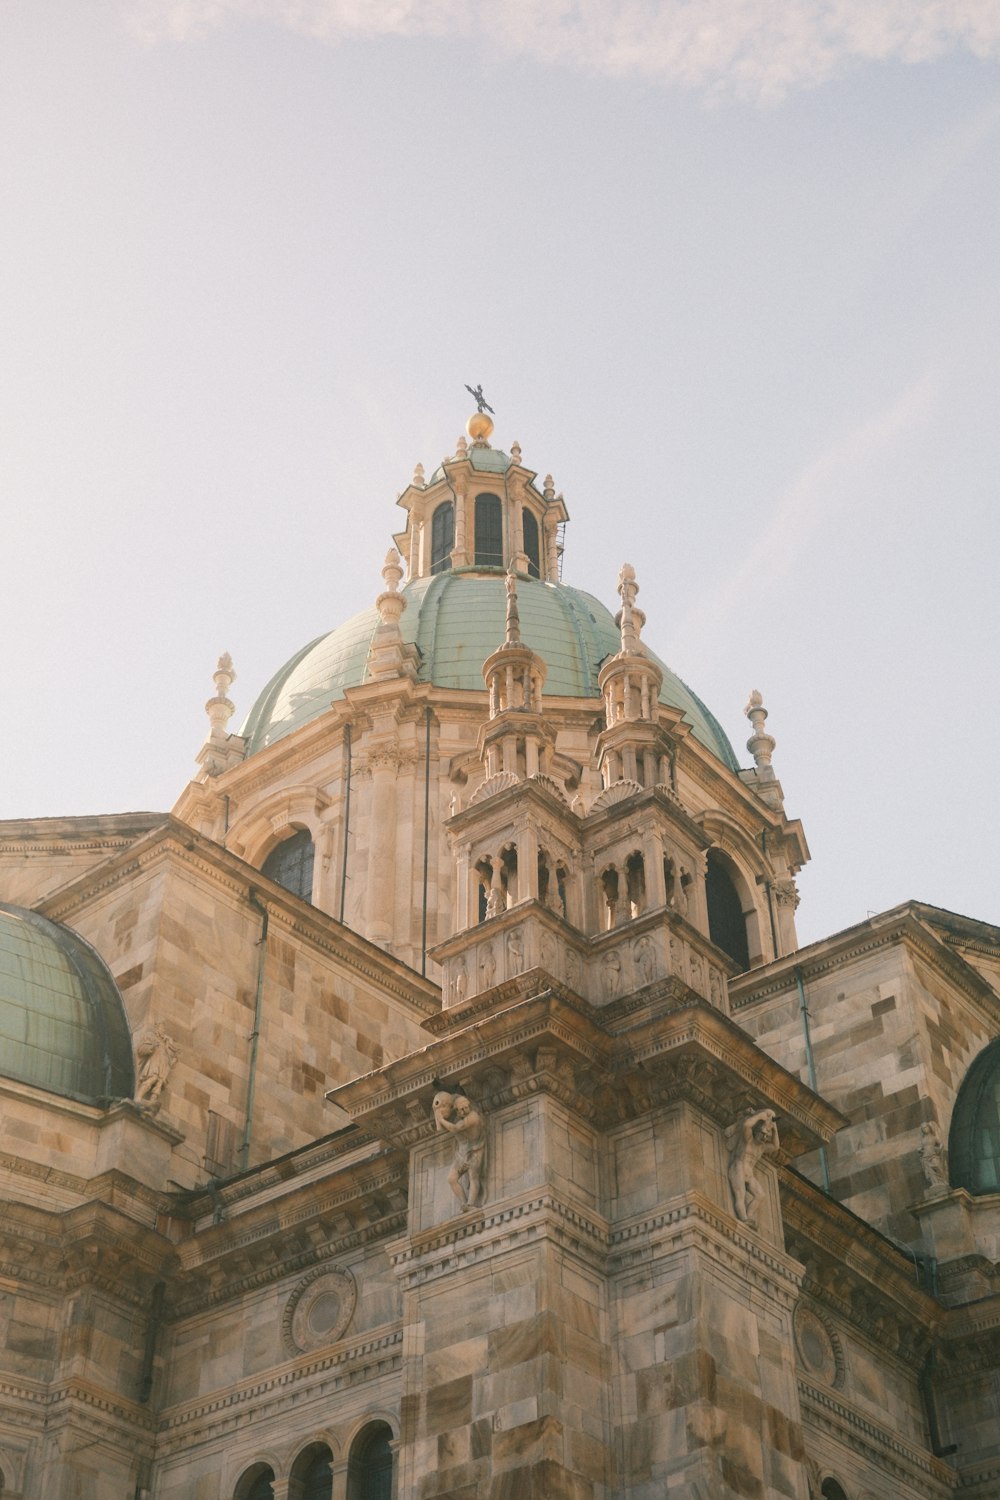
[464,383,495,415]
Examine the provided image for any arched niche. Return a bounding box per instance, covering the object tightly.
[949,1035,1000,1194]
[290,1442,334,1500]
[474,493,503,567]
[261,826,316,904]
[430,500,454,574]
[346,1421,394,1500]
[705,848,753,970]
[234,1463,275,1500]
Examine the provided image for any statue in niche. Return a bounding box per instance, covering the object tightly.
[602,948,622,998]
[920,1121,948,1190]
[727,1109,780,1225]
[135,1025,178,1108]
[453,960,467,1004]
[506,928,524,976]
[485,885,506,919]
[689,952,704,992]
[633,934,654,986]
[565,946,580,991]
[539,929,557,974]
[432,1090,487,1210]
[480,943,496,988]
[709,968,723,1009]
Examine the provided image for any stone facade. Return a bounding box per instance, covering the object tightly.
[0,413,997,1498]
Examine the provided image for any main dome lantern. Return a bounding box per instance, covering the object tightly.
[241,422,739,770]
[177,409,808,977]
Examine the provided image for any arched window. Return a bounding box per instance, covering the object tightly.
[292,1443,334,1500]
[346,1422,393,1500]
[262,828,315,903]
[705,850,750,970]
[474,494,503,567]
[523,509,541,578]
[430,501,454,574]
[950,1037,1000,1194]
[235,1464,274,1500]
[821,1481,849,1500]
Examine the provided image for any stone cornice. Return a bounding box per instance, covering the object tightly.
[154,1326,402,1453]
[37,818,441,1016]
[329,992,843,1155]
[0,1197,175,1299]
[730,903,1000,1019]
[799,1381,954,1495]
[0,810,168,853]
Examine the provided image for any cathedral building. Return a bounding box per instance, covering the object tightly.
[0,406,998,1499]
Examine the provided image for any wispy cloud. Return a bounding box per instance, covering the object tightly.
[125,0,1000,101]
[670,369,941,660]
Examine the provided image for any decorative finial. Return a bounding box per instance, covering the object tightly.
[504,564,521,646]
[412,461,425,488]
[465,383,495,444]
[745,689,776,772]
[617,563,640,653]
[456,434,469,459]
[200,652,237,773]
[381,548,404,595]
[543,474,555,500]
[510,440,522,466]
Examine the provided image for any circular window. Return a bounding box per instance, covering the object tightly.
[794,1305,843,1388]
[283,1266,357,1356]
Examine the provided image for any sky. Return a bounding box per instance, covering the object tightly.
[2,0,998,947]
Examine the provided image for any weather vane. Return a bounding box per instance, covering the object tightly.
[464,383,495,416]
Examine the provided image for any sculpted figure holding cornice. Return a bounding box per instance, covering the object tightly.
[727,1108,779,1225]
[432,1090,487,1210]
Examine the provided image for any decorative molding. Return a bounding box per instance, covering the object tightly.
[282,1265,358,1357]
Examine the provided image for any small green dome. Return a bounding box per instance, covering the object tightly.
[0,903,135,1104]
[242,571,738,770]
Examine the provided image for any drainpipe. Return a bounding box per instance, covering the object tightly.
[421,706,432,976]
[240,891,269,1172]
[339,723,353,924]
[138,1280,165,1404]
[919,1347,958,1458]
[795,966,831,1193]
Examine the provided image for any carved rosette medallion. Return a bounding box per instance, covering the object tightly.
[794,1304,844,1388]
[282,1266,357,1356]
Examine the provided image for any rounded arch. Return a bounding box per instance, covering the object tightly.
[226,784,327,868]
[346,1419,395,1500]
[522,507,541,578]
[474,493,503,567]
[430,500,454,574]
[949,1036,1000,1194]
[261,826,316,904]
[234,1462,276,1500]
[821,1480,850,1500]
[705,848,753,970]
[290,1441,334,1500]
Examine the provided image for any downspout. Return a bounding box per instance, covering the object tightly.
[421,706,432,976]
[138,1280,165,1404]
[919,1347,958,1458]
[795,966,831,1193]
[240,890,268,1172]
[339,722,353,924]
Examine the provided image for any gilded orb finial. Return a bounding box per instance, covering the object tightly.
[464,382,495,444]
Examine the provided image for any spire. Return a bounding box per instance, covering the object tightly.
[367,550,419,682]
[744,689,776,774]
[616,563,643,654]
[197,653,244,776]
[504,565,521,646]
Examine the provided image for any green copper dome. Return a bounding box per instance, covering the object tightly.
[242,571,739,770]
[0,903,135,1104]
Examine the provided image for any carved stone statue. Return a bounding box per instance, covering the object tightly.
[135,1025,178,1108]
[432,1090,487,1210]
[633,934,654,986]
[480,942,496,988]
[485,886,506,919]
[727,1108,780,1225]
[920,1121,948,1190]
[453,960,467,1004]
[602,948,622,998]
[506,929,524,976]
